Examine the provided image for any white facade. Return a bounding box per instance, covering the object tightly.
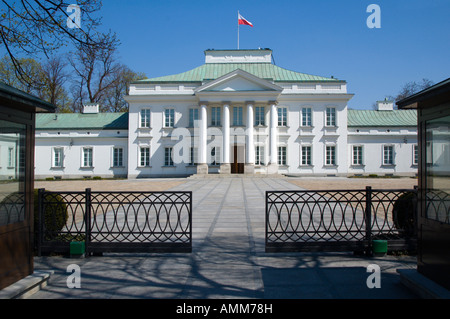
[35,110,128,179]
[34,49,418,179]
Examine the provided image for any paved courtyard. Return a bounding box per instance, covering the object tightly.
[30,177,418,299]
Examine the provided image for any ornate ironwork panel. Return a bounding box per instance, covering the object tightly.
[37,189,192,254]
[266,187,417,253]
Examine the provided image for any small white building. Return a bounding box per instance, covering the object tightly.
[348,100,418,177]
[34,49,418,179]
[35,105,128,179]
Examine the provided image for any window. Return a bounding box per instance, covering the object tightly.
[8,147,14,168]
[301,146,312,166]
[113,147,123,167]
[210,147,220,165]
[164,109,175,128]
[413,144,419,165]
[383,145,394,165]
[140,147,150,167]
[189,108,199,127]
[301,108,312,127]
[190,147,198,165]
[82,147,93,167]
[352,146,363,165]
[53,148,64,168]
[278,107,287,127]
[326,107,336,127]
[165,147,174,166]
[211,107,221,126]
[278,146,287,166]
[140,109,151,128]
[255,106,265,126]
[255,146,265,165]
[326,146,336,166]
[233,106,243,126]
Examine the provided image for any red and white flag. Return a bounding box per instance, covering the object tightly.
[238,12,253,27]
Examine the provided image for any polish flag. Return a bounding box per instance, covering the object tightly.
[238,13,253,27]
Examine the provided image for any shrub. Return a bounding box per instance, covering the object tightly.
[392,192,417,236]
[92,176,102,180]
[33,189,68,241]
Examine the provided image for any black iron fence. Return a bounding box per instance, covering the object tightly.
[265,187,417,253]
[37,188,192,255]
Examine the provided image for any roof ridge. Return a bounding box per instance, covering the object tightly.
[135,62,341,84]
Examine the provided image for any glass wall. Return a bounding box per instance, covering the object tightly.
[0,119,27,226]
[425,115,450,224]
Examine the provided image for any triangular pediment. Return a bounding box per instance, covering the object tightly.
[195,69,282,93]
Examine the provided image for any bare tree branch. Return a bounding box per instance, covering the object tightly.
[0,0,105,84]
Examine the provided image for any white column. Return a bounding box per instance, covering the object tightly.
[197,103,208,174]
[269,102,278,166]
[246,103,255,164]
[222,103,230,164]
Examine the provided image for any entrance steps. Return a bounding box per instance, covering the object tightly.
[188,173,285,179]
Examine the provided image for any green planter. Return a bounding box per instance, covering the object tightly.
[372,240,388,257]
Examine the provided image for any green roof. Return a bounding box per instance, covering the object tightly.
[36,112,128,130]
[348,109,417,127]
[137,63,342,84]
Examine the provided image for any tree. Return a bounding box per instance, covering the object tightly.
[40,55,72,112]
[374,78,435,109]
[0,0,105,85]
[0,55,44,94]
[104,65,146,112]
[395,78,434,101]
[0,54,72,112]
[69,32,122,112]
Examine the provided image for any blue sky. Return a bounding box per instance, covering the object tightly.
[8,0,450,110]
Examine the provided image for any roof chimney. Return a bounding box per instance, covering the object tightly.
[376,98,394,111]
[82,103,99,114]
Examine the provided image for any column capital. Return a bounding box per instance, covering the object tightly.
[245,101,255,106]
[268,100,279,106]
[222,101,231,106]
[199,101,209,106]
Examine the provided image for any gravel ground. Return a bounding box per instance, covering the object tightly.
[34,178,187,192]
[34,176,418,193]
[286,176,418,191]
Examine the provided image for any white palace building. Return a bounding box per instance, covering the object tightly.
[32,49,418,180]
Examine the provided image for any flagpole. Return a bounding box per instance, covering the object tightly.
[237,11,240,50]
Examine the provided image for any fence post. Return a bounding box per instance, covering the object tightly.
[37,188,45,257]
[85,188,92,256]
[365,186,372,256]
[265,191,269,251]
[189,191,193,250]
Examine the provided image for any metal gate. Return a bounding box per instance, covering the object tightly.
[265,187,417,253]
[37,188,192,255]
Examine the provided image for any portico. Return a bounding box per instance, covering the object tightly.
[194,68,282,175]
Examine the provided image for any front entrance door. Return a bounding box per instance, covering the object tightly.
[231,145,244,174]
